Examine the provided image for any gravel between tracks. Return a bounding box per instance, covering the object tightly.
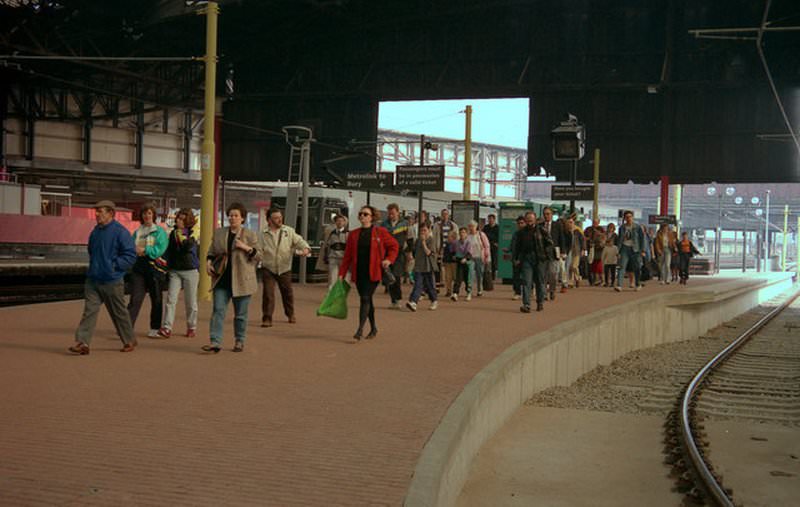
[526,310,770,416]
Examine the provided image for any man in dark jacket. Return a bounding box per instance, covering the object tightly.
[508,215,527,299]
[514,211,554,312]
[483,213,499,277]
[69,200,138,355]
[381,203,410,309]
[540,206,562,300]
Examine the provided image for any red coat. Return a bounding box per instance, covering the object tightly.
[339,226,399,282]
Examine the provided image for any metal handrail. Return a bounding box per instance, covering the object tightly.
[679,285,800,506]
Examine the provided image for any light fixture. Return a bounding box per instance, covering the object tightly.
[725,186,736,196]
[45,184,70,190]
[192,193,202,198]
[132,189,154,195]
[750,196,760,205]
[734,196,743,205]
[73,191,94,196]
[755,209,763,216]
[706,187,717,196]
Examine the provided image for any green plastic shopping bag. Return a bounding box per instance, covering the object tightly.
[316,279,350,319]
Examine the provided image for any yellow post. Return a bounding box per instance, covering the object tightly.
[796,217,799,280]
[463,105,472,200]
[592,148,600,221]
[198,1,219,300]
[782,205,788,271]
[673,184,682,235]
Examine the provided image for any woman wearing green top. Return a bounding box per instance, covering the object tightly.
[128,203,168,338]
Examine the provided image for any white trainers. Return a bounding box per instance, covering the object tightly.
[466,293,472,301]
[450,294,458,302]
[389,302,401,310]
[512,294,521,300]
[635,286,642,291]
[147,329,160,338]
[429,301,438,311]
[405,301,417,312]
[614,286,622,292]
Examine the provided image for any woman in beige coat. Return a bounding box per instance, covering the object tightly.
[203,202,261,353]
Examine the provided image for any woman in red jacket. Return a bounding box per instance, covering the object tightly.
[339,205,399,341]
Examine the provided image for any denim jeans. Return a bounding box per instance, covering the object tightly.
[410,271,437,303]
[659,254,672,282]
[617,246,641,287]
[210,286,251,345]
[163,269,199,331]
[520,254,546,308]
[473,258,485,293]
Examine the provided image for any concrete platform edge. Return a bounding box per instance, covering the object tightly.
[403,275,795,507]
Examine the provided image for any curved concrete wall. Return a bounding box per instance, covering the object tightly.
[404,275,795,507]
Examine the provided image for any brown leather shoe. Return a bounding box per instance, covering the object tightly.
[120,342,136,353]
[288,316,297,324]
[68,343,90,355]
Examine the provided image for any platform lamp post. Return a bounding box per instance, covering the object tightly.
[198,1,219,301]
[706,186,735,274]
[764,189,771,272]
[755,207,764,272]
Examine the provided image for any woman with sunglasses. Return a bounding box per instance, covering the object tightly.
[339,205,399,341]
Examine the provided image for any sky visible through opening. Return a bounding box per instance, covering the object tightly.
[378,98,529,148]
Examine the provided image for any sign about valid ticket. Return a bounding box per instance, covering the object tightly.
[395,165,445,192]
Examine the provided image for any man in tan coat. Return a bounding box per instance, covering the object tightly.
[259,208,310,327]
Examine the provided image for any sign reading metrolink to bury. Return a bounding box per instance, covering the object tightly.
[344,171,394,190]
[395,165,445,192]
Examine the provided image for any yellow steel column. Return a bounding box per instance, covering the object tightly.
[796,216,799,280]
[463,105,472,200]
[673,184,682,235]
[592,148,600,221]
[198,1,219,300]
[782,205,788,271]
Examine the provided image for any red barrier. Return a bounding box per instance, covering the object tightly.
[0,210,157,245]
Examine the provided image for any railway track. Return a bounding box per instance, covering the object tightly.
[0,280,85,306]
[666,289,800,506]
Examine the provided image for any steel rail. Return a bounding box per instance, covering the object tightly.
[679,284,800,506]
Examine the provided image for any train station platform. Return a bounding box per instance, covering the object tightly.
[0,272,792,506]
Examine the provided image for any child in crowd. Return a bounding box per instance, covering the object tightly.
[406,223,439,311]
[601,238,619,287]
[441,230,458,298]
[450,227,473,302]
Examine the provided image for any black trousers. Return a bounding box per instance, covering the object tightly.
[356,280,379,333]
[128,270,163,330]
[387,257,404,303]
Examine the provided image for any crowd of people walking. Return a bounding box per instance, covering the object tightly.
[70,199,702,354]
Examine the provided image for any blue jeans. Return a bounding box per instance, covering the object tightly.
[520,254,546,308]
[473,258,485,293]
[410,272,437,303]
[616,246,641,287]
[210,286,251,345]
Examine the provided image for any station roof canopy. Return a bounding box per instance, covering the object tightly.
[2,0,800,183]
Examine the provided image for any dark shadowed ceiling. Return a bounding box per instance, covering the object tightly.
[2,0,799,183]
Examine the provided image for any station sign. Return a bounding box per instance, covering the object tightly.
[344,171,394,191]
[550,184,594,201]
[395,165,445,192]
[648,214,678,225]
[451,200,480,227]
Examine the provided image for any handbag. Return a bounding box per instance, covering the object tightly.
[382,265,396,286]
[209,253,228,278]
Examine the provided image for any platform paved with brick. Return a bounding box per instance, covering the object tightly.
[0,277,727,506]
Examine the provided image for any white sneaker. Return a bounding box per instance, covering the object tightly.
[635,286,642,292]
[659,281,666,285]
[450,294,458,302]
[477,291,483,297]
[429,301,438,311]
[466,293,472,301]
[389,302,401,310]
[147,329,160,338]
[614,286,622,292]
[406,301,417,312]
[512,294,521,300]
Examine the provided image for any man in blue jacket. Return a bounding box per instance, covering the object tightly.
[614,210,646,292]
[69,200,138,355]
